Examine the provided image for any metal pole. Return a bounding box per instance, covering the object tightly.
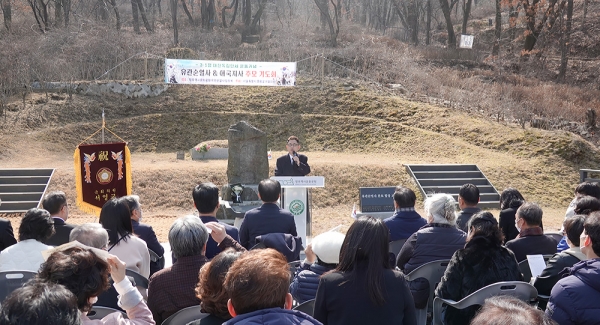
[102,109,105,144]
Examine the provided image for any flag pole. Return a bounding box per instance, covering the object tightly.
[102,109,105,144]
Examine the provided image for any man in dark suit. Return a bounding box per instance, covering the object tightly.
[456,183,481,232]
[192,182,239,259]
[239,179,297,249]
[0,217,17,251]
[41,191,75,246]
[274,135,311,176]
[506,202,557,262]
[122,195,165,276]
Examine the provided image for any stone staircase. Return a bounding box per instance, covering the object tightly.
[0,169,55,213]
[404,164,500,209]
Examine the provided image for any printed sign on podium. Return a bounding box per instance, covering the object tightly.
[271,176,325,246]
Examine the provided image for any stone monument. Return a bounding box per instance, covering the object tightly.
[218,121,268,223]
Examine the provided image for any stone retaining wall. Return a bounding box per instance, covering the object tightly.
[30,81,169,99]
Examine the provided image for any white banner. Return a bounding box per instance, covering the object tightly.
[165,59,296,86]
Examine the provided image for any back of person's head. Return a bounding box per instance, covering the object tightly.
[192,183,220,214]
[393,186,416,208]
[19,208,54,242]
[120,195,140,213]
[500,188,525,210]
[516,202,543,227]
[99,197,132,245]
[258,179,281,203]
[0,280,80,325]
[37,247,110,312]
[564,215,586,247]
[69,223,109,249]
[311,231,345,266]
[471,296,557,325]
[583,211,600,256]
[224,249,291,315]
[574,196,600,215]
[467,211,503,245]
[459,183,480,206]
[424,193,457,225]
[196,248,243,319]
[575,182,600,199]
[337,216,389,305]
[41,191,67,216]
[169,215,209,259]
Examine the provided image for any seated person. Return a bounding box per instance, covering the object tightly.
[557,182,600,251]
[100,197,150,278]
[546,211,600,324]
[396,193,466,308]
[69,223,109,249]
[0,280,80,325]
[383,186,426,242]
[505,202,557,262]
[122,195,165,276]
[147,216,209,324]
[290,231,345,304]
[471,296,556,325]
[36,246,155,325]
[534,215,586,308]
[41,191,75,246]
[193,183,239,259]
[223,249,321,325]
[239,179,297,249]
[435,212,523,325]
[456,183,481,232]
[0,208,54,272]
[190,248,244,325]
[498,188,525,243]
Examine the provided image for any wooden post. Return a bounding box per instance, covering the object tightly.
[320,55,325,90]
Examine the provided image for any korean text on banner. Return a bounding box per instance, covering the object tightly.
[164,59,296,86]
[74,142,132,216]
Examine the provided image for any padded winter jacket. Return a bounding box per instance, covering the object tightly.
[546,258,600,325]
[290,263,334,304]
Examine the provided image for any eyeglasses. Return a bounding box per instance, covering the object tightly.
[287,143,299,147]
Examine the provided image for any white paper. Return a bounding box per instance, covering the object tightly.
[527,254,547,278]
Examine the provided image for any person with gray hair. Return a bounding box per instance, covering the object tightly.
[396,193,467,309]
[147,216,209,324]
[69,223,109,249]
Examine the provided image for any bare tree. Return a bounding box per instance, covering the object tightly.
[521,0,561,54]
[438,0,457,47]
[492,0,501,55]
[131,0,152,33]
[461,0,472,34]
[181,0,194,24]
[221,0,238,27]
[2,0,11,31]
[28,0,51,32]
[171,0,178,44]
[558,0,573,80]
[314,0,342,46]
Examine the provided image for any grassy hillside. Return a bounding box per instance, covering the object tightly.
[1,79,598,236]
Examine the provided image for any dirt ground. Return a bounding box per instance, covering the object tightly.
[1,151,567,243]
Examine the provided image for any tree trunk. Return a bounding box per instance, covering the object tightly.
[110,0,121,29]
[243,0,251,26]
[2,0,11,31]
[98,0,109,21]
[131,0,140,33]
[55,0,63,27]
[492,0,501,55]
[134,0,152,31]
[558,0,573,80]
[508,0,518,39]
[182,0,194,24]
[426,0,431,44]
[171,0,178,44]
[438,0,456,47]
[221,0,238,27]
[63,0,70,26]
[408,0,418,45]
[461,0,472,34]
[314,0,337,46]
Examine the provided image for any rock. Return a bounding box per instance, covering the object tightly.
[227,121,269,185]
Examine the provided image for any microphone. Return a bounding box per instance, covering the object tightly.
[293,151,298,157]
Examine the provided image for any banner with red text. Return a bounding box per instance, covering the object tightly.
[165,59,296,86]
[74,142,132,216]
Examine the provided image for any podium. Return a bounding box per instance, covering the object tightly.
[271,176,325,246]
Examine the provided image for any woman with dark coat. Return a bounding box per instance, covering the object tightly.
[498,188,525,243]
[435,211,523,325]
[314,216,417,325]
